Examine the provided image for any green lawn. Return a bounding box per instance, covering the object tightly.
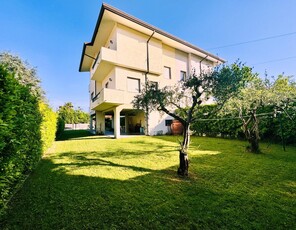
[1,130,295,229]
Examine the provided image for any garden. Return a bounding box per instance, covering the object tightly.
[1,53,295,229]
[1,130,295,229]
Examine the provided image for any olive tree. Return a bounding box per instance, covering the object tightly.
[133,62,252,176]
[223,74,296,153]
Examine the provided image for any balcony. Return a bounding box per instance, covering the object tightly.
[91,47,117,81]
[91,88,125,111]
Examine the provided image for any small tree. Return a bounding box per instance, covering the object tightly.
[75,107,89,124]
[223,74,296,153]
[133,62,252,176]
[57,103,89,129]
[57,102,75,124]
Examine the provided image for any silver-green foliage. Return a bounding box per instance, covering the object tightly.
[221,74,296,151]
[0,52,43,98]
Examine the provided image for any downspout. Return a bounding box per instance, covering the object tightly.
[199,55,208,75]
[144,30,155,136]
[145,30,155,82]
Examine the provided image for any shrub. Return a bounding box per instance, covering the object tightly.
[39,102,57,152]
[192,105,242,138]
[0,65,42,212]
[56,116,65,140]
[0,53,59,216]
[191,104,295,144]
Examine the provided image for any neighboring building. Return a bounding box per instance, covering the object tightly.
[79,3,224,138]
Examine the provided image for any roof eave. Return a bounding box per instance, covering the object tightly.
[79,3,225,72]
[79,3,106,72]
[101,3,225,63]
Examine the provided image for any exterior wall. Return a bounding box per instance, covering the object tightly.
[89,22,218,136]
[116,24,162,74]
[191,54,214,75]
[102,68,116,90]
[148,111,173,135]
[175,49,188,81]
[160,45,188,86]
[105,24,117,50]
[114,67,145,105]
[161,44,176,87]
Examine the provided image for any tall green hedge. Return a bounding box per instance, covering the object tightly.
[0,64,57,214]
[55,116,65,140]
[0,65,42,210]
[39,102,57,152]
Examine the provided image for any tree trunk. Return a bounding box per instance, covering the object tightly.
[145,107,149,136]
[177,124,190,176]
[247,131,260,153]
[246,112,260,153]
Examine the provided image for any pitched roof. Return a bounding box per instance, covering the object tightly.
[79,3,225,72]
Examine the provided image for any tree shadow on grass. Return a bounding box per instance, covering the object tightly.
[1,148,295,229]
[56,130,94,141]
[51,154,157,174]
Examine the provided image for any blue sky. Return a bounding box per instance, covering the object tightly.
[1,0,295,111]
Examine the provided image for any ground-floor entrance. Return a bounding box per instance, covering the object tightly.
[92,106,145,138]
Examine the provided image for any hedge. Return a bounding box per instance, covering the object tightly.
[191,104,296,144]
[39,102,57,152]
[55,116,65,140]
[0,65,57,215]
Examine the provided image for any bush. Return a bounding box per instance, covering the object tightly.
[191,104,295,144]
[259,105,296,144]
[56,116,65,140]
[0,65,42,211]
[192,105,242,138]
[39,102,57,152]
[0,53,59,216]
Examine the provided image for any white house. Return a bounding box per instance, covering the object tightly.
[79,3,224,138]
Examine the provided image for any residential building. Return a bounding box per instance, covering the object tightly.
[79,3,224,138]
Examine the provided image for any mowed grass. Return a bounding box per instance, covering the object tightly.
[1,130,295,229]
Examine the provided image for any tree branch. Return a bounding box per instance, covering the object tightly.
[158,105,186,125]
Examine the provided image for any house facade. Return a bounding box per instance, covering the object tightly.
[79,4,224,138]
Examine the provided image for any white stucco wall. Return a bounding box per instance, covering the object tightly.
[191,54,214,76]
[148,111,173,135]
[116,24,162,74]
[89,22,220,136]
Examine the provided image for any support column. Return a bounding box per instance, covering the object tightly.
[113,106,122,139]
[95,111,105,134]
[89,115,93,131]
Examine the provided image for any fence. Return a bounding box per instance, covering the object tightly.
[65,123,89,130]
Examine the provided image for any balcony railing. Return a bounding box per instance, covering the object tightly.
[92,51,100,70]
[90,88,127,110]
[91,89,103,103]
[90,47,117,81]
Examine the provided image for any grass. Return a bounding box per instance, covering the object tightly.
[1,130,295,229]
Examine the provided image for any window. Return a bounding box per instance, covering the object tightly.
[164,66,171,79]
[151,81,158,90]
[127,77,140,93]
[165,119,173,126]
[180,71,186,81]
